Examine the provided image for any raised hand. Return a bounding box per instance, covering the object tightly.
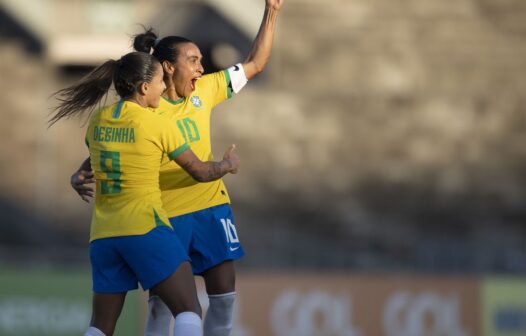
[266,0,284,11]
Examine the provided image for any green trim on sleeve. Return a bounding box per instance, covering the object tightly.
[168,143,190,160]
[85,136,89,148]
[163,96,185,105]
[223,69,233,99]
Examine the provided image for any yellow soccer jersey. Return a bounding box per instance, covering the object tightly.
[156,70,232,217]
[86,100,189,241]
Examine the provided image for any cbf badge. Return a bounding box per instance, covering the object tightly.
[190,96,203,110]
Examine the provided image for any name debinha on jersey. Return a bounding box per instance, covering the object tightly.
[93,126,135,143]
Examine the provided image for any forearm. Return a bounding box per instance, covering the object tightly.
[174,150,235,182]
[244,6,279,79]
[182,160,233,183]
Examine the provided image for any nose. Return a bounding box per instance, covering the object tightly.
[197,61,204,75]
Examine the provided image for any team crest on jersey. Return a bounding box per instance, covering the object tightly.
[190,96,203,109]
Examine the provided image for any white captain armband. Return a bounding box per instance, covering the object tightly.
[227,63,248,94]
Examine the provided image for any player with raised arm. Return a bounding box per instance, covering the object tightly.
[52,51,239,336]
[71,1,284,335]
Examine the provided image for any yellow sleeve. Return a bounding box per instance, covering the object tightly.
[159,122,189,160]
[197,71,232,109]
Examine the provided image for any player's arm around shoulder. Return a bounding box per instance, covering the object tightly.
[173,145,240,183]
[158,119,239,182]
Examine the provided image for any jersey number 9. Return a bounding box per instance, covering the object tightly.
[100,150,121,194]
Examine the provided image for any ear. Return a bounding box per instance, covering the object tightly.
[162,60,174,75]
[138,81,149,96]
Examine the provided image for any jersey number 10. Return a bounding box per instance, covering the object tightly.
[176,117,200,143]
[220,218,239,244]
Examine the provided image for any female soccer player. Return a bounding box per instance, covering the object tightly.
[51,51,239,336]
[72,1,284,335]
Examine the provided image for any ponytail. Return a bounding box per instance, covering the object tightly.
[49,60,118,125]
[49,52,160,126]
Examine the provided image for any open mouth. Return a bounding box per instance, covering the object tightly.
[190,76,201,91]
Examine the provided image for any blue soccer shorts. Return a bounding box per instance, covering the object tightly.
[169,204,245,275]
[89,226,190,293]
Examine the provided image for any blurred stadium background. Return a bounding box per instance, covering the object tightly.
[1,0,526,335]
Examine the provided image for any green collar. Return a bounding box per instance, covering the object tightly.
[163,96,185,105]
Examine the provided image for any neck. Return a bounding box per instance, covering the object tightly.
[163,82,183,101]
[126,95,148,108]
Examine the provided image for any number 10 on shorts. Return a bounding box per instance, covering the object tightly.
[220,218,239,244]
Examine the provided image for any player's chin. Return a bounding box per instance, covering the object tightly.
[186,83,196,96]
[184,88,194,97]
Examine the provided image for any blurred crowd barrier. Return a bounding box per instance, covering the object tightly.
[0,269,525,336]
[0,269,140,336]
[203,275,526,336]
